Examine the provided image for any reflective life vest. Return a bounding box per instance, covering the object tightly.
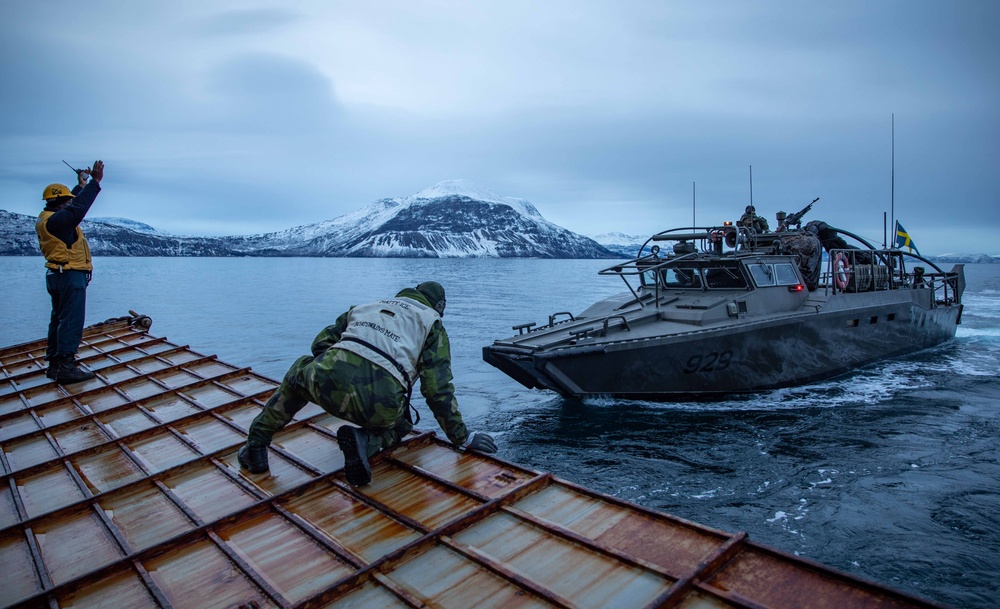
[335,297,440,387]
[35,211,93,272]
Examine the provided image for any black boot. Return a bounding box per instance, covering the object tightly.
[45,355,62,380]
[54,356,96,384]
[238,443,269,474]
[337,425,371,486]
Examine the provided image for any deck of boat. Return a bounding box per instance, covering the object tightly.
[0,314,948,608]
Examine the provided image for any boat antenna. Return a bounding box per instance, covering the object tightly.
[749,165,753,208]
[692,181,696,228]
[890,113,895,247]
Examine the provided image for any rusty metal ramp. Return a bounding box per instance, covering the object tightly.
[1,314,948,609]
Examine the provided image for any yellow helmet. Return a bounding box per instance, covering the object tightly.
[42,183,75,201]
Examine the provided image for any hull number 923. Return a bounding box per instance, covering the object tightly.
[683,350,734,374]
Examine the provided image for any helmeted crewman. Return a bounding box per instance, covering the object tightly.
[36,160,105,384]
[239,281,497,486]
[739,205,770,233]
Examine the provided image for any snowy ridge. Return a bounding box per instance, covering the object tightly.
[590,232,649,258]
[225,198,404,252]
[328,180,610,258]
[407,179,543,219]
[932,253,1000,264]
[89,217,165,235]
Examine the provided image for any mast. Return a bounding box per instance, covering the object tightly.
[692,181,696,228]
[891,113,895,247]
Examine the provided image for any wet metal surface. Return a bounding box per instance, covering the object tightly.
[0,314,950,608]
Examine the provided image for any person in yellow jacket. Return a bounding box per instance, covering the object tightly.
[36,160,104,384]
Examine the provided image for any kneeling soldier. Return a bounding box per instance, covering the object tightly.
[238,281,497,485]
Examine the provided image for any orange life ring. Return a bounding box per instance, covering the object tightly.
[834,253,851,290]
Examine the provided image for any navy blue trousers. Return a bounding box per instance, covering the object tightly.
[45,270,89,360]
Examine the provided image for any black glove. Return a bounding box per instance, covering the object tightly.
[463,431,497,454]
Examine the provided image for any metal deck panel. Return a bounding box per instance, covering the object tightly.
[0,314,951,609]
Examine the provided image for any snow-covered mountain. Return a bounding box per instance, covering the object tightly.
[590,232,649,258]
[1,181,618,259]
[931,253,1000,264]
[221,179,615,257]
[89,217,166,235]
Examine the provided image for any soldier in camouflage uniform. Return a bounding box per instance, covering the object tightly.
[739,205,770,233]
[779,225,823,290]
[238,281,497,486]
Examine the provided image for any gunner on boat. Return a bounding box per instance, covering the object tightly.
[35,160,105,384]
[238,281,497,486]
[739,205,770,233]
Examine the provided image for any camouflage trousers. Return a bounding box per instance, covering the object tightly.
[247,348,411,458]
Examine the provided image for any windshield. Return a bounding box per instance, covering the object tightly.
[748,263,800,287]
[661,267,703,289]
[704,265,748,289]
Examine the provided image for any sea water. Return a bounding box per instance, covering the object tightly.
[2,256,998,609]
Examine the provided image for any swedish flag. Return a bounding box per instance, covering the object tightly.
[894,220,921,256]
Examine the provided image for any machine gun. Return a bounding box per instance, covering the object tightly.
[782,197,819,230]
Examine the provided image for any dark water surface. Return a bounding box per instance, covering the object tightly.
[3,257,998,608]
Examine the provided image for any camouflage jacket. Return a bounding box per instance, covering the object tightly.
[739,212,770,233]
[310,288,469,446]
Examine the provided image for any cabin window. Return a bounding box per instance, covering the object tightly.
[774,263,799,286]
[748,263,800,287]
[705,266,748,289]
[661,267,703,289]
[748,264,775,286]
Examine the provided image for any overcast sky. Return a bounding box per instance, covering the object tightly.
[2,1,997,254]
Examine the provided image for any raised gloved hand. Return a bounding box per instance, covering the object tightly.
[463,431,497,454]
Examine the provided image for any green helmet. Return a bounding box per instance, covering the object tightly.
[415,281,446,316]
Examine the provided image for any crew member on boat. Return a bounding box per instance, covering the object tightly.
[780,224,823,290]
[739,205,770,233]
[36,160,105,384]
[237,281,497,486]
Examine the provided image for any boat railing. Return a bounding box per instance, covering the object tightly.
[601,225,963,309]
[598,250,701,309]
[823,247,962,305]
[896,250,965,305]
[637,225,764,258]
[510,312,577,336]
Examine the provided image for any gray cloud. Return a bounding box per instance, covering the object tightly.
[1,0,997,253]
[201,53,341,134]
[195,8,302,37]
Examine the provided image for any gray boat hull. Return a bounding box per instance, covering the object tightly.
[484,297,962,400]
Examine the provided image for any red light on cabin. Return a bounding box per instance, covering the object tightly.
[788,284,804,292]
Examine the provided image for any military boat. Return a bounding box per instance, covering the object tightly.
[483,215,965,400]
